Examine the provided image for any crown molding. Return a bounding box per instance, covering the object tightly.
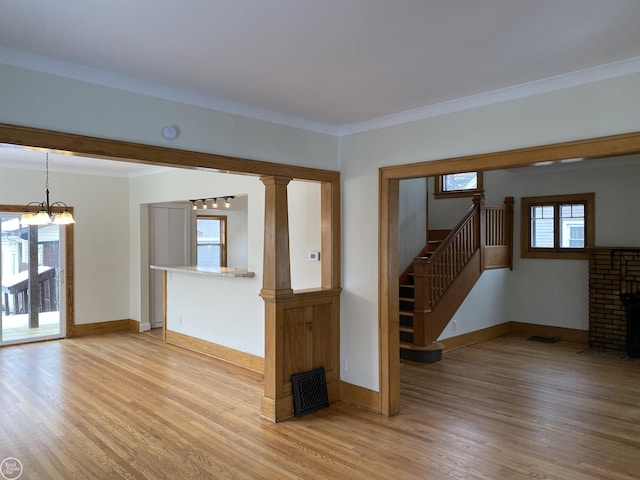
[337,55,640,136]
[2,47,640,138]
[0,47,340,136]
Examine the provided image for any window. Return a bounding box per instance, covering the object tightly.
[196,216,227,267]
[434,171,483,198]
[521,193,595,259]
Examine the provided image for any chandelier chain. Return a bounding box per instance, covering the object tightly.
[45,152,50,192]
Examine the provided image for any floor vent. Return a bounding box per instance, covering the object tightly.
[527,335,559,344]
[291,367,329,417]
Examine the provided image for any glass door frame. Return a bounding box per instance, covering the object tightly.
[0,204,74,344]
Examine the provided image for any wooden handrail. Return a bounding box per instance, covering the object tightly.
[414,202,480,311]
[412,195,513,313]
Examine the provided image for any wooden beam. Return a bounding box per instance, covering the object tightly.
[0,122,340,183]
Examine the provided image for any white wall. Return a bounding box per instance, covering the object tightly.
[0,166,131,325]
[129,169,265,333]
[3,60,640,395]
[340,72,640,391]
[0,63,339,171]
[224,198,249,269]
[288,180,322,290]
[427,176,475,229]
[0,62,334,340]
[0,159,320,356]
[166,271,263,356]
[502,158,640,330]
[129,169,321,353]
[398,178,427,273]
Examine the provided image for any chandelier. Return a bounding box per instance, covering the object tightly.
[20,152,76,226]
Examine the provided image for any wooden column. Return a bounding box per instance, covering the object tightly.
[260,176,293,421]
[379,176,400,417]
[504,197,515,270]
[321,180,341,289]
[260,176,293,294]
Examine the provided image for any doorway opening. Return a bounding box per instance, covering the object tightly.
[379,131,640,416]
[1,210,67,345]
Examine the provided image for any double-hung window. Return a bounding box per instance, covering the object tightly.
[196,215,227,267]
[521,193,594,259]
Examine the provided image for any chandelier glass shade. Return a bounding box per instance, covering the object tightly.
[20,153,76,226]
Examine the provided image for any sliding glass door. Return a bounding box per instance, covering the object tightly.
[1,212,66,345]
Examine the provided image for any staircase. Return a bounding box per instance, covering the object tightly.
[399,195,514,363]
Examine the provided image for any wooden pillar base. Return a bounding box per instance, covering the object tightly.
[261,394,294,422]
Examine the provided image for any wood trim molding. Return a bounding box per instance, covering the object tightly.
[74,319,137,337]
[439,323,513,352]
[165,330,265,373]
[378,175,400,417]
[0,123,340,183]
[379,130,640,417]
[510,322,588,344]
[381,131,640,181]
[416,322,587,356]
[340,381,381,413]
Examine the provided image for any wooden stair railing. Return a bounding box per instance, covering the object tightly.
[408,195,513,350]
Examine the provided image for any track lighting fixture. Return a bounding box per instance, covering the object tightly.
[190,196,234,210]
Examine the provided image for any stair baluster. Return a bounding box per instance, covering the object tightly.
[400,195,514,362]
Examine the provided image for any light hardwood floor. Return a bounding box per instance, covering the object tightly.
[1,333,639,479]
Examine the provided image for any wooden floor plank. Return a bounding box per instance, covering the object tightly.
[1,333,640,479]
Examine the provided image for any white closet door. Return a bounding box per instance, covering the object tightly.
[150,205,190,328]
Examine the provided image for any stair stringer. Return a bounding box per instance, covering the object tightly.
[413,250,483,345]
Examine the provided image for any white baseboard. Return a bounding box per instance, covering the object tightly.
[139,322,151,332]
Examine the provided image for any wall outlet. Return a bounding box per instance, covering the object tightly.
[308,251,321,262]
[178,316,183,326]
[452,319,458,331]
[340,358,348,371]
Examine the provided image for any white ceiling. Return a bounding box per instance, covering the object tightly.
[2,1,640,173]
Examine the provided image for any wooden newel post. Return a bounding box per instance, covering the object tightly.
[259,175,293,421]
[474,193,486,272]
[504,196,515,270]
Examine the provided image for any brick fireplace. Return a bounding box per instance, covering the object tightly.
[589,248,640,354]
